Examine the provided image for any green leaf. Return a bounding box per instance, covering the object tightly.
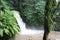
[0,28,3,37]
[4,29,9,35]
[10,27,14,35]
[13,27,18,33]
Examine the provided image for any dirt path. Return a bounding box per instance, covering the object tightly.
[15,31,60,40]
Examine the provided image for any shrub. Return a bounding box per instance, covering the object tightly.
[0,0,20,40]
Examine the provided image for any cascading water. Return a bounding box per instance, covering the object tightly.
[12,11,44,35]
[56,0,60,2]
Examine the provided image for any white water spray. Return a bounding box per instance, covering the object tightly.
[56,0,60,2]
[56,0,60,4]
[56,0,58,2]
[12,11,44,35]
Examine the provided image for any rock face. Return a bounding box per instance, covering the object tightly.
[15,31,60,40]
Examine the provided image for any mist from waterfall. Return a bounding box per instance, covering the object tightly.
[12,11,44,35]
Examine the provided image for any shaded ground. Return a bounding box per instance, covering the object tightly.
[48,31,60,40]
[15,31,60,40]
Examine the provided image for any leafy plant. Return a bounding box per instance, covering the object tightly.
[21,0,46,26]
[0,0,20,39]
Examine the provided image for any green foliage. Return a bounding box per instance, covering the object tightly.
[1,0,60,32]
[4,0,20,10]
[3,0,46,27]
[21,0,46,26]
[54,3,60,31]
[0,0,20,38]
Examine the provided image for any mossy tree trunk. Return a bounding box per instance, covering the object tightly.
[43,0,57,40]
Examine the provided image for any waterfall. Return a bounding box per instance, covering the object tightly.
[56,0,58,2]
[56,0,60,4]
[12,10,44,35]
[56,0,60,2]
[12,11,26,31]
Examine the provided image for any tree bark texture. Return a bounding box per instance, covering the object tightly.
[43,0,57,40]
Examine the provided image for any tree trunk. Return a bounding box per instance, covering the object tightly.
[43,0,57,40]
